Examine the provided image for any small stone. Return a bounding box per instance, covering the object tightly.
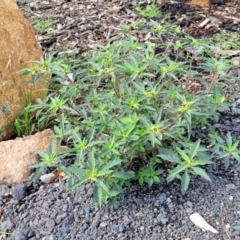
[166,197,171,203]
[229,196,233,200]
[233,224,240,230]
[186,208,193,214]
[84,207,90,219]
[113,224,125,233]
[99,222,108,228]
[0,184,9,196]
[13,229,28,240]
[226,184,237,190]
[186,201,193,207]
[159,193,167,203]
[117,224,125,232]
[1,219,14,231]
[157,213,168,224]
[11,183,27,200]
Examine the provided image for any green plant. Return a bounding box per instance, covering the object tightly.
[135,2,162,18]
[214,30,240,50]
[34,17,55,35]
[215,132,240,169]
[18,27,240,206]
[159,139,212,193]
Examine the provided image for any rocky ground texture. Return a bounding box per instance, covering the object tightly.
[1,0,240,239]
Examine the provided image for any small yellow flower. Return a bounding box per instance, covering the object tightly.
[146,90,157,98]
[180,101,191,113]
[149,124,161,134]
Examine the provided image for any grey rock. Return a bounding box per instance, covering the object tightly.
[13,229,29,240]
[1,219,14,231]
[0,184,9,196]
[99,222,108,228]
[117,224,125,233]
[11,183,27,200]
[159,193,167,203]
[233,224,240,230]
[84,206,90,219]
[156,213,168,224]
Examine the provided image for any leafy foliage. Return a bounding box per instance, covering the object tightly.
[11,20,240,206]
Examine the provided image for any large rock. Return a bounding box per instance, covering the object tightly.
[0,0,47,140]
[189,0,209,6]
[0,129,67,184]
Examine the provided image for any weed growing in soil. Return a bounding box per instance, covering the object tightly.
[14,23,240,206]
[214,30,240,50]
[135,2,162,19]
[34,16,55,35]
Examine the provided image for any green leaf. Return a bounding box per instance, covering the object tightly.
[88,149,95,171]
[97,169,114,176]
[176,147,191,162]
[71,175,90,189]
[158,148,181,163]
[192,167,211,181]
[191,159,213,166]
[100,159,122,171]
[29,165,46,183]
[231,152,240,161]
[189,139,200,159]
[96,180,111,196]
[93,185,102,206]
[138,176,144,185]
[167,164,187,183]
[181,171,190,194]
[153,175,161,183]
[231,141,239,151]
[112,171,135,179]
[58,165,86,176]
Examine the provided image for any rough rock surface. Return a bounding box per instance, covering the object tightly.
[0,0,46,140]
[189,0,209,6]
[0,129,67,184]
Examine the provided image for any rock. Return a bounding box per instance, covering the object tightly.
[0,0,47,140]
[99,222,108,228]
[189,0,209,6]
[159,193,167,203]
[13,229,29,240]
[157,213,168,224]
[40,173,55,184]
[0,184,10,196]
[0,129,68,184]
[11,183,27,200]
[226,183,237,190]
[1,219,14,231]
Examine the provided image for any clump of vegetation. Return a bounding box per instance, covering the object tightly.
[34,16,55,35]
[214,30,240,50]
[135,1,163,19]
[11,18,240,206]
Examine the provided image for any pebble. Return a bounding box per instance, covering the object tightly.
[159,193,167,203]
[1,219,14,231]
[233,224,240,230]
[0,184,9,196]
[157,213,168,224]
[11,183,27,201]
[99,222,108,228]
[13,229,28,240]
